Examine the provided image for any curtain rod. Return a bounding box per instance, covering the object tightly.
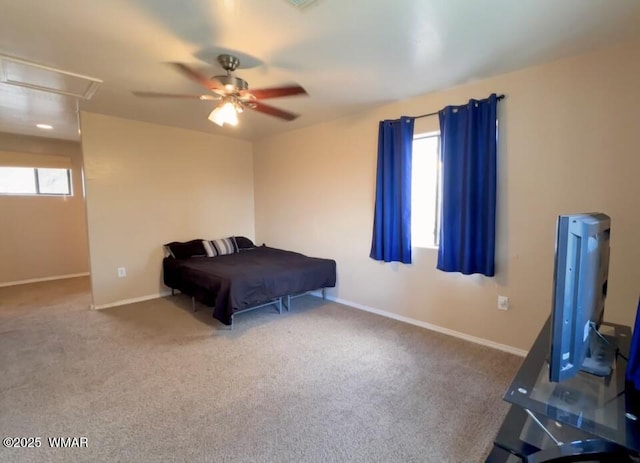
[412,94,505,119]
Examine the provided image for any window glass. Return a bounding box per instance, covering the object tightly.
[37,168,71,195]
[411,134,441,248]
[0,167,37,194]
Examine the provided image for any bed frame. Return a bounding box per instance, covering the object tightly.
[171,286,328,329]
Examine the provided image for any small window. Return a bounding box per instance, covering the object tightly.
[0,167,72,196]
[411,133,441,248]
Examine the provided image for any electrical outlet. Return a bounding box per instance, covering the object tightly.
[117,267,126,278]
[498,295,509,311]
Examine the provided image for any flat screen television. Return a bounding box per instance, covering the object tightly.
[548,213,613,383]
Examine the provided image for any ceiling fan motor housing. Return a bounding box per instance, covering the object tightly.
[214,75,249,92]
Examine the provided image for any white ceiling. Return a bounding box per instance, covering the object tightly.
[1,0,639,142]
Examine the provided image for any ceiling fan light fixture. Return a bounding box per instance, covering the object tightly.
[208,99,239,127]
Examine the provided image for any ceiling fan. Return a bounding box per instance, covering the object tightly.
[133,54,307,127]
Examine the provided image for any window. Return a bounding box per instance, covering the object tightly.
[411,133,441,248]
[36,168,72,194]
[0,167,72,195]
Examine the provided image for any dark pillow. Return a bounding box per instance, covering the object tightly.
[233,236,255,250]
[164,240,208,259]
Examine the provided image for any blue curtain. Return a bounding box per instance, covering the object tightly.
[626,298,640,390]
[437,94,498,276]
[370,116,415,264]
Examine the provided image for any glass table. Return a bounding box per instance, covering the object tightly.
[486,317,640,462]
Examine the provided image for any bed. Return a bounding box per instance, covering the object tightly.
[163,244,336,326]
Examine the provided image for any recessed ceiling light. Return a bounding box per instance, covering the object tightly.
[36,124,53,130]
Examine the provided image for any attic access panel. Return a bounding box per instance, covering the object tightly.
[0,55,102,100]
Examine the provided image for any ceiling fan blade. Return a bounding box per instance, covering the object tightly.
[248,85,307,100]
[133,91,219,100]
[250,101,299,121]
[171,63,223,91]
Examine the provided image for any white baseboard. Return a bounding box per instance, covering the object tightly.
[0,272,90,288]
[310,291,527,357]
[92,291,172,310]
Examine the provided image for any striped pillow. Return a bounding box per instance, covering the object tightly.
[210,237,238,257]
[202,240,215,257]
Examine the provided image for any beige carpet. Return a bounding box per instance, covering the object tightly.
[0,277,522,463]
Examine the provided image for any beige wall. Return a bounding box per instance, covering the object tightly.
[253,39,640,351]
[0,133,89,285]
[80,113,255,307]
